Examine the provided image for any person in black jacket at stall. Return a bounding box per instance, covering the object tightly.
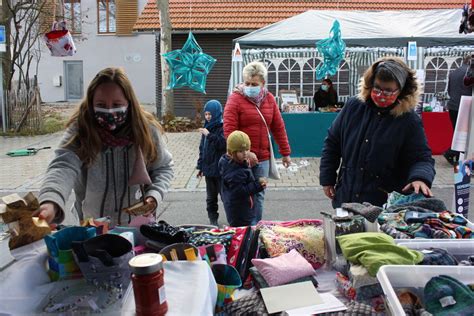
[320,57,435,208]
[313,78,338,110]
[197,100,227,226]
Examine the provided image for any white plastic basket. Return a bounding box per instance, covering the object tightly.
[395,239,474,260]
[376,265,474,316]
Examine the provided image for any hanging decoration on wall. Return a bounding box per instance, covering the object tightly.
[162,32,217,94]
[315,20,346,80]
[44,21,77,57]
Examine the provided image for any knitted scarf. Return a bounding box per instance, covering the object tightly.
[98,127,133,147]
[234,83,268,107]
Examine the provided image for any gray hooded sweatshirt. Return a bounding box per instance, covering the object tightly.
[38,124,174,226]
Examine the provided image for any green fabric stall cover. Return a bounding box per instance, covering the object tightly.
[336,232,424,276]
[272,112,338,158]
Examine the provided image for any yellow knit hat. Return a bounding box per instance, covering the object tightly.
[227,131,251,153]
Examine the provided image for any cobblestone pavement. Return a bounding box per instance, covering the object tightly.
[0,130,456,193]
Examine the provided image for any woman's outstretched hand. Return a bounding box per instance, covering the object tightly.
[402,181,433,197]
[32,202,57,224]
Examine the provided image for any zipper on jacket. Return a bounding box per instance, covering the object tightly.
[110,148,118,217]
[99,150,111,218]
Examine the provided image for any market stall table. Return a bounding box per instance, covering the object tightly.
[421,111,454,155]
[0,240,217,315]
[273,112,338,158]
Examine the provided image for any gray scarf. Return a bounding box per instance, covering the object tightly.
[376,61,408,90]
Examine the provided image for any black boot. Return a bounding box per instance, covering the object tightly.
[443,151,455,166]
[209,217,218,227]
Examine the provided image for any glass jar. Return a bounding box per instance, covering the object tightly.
[129,253,168,316]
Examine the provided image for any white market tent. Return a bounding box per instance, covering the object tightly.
[236,9,474,48]
[229,9,474,105]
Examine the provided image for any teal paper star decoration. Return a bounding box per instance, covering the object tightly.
[162,32,217,94]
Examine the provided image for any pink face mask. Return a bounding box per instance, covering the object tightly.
[370,90,398,108]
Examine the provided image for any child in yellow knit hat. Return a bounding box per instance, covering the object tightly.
[218,131,267,227]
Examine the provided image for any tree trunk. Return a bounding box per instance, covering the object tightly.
[157,0,174,119]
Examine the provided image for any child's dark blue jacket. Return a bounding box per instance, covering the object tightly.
[218,154,264,226]
[197,123,226,177]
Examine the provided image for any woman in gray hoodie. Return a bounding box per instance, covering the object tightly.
[34,67,174,226]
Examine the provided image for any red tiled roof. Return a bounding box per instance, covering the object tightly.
[134,0,466,31]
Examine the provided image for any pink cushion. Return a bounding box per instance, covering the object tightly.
[251,249,315,287]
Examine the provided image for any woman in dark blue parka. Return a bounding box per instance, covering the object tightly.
[320,57,435,208]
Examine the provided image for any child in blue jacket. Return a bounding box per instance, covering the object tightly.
[197,100,226,226]
[218,131,267,227]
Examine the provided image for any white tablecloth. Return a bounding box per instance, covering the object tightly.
[0,240,217,315]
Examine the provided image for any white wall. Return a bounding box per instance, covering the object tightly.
[37,0,156,104]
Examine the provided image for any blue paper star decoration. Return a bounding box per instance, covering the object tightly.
[315,20,346,80]
[162,32,217,94]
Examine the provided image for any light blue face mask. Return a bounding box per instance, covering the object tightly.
[321,84,329,92]
[244,86,261,98]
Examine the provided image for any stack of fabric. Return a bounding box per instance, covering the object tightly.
[378,199,474,239]
[344,195,474,239]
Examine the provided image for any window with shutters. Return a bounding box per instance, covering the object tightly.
[64,0,81,34]
[115,0,138,36]
[97,0,116,34]
[39,0,57,35]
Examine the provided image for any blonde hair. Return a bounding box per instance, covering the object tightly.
[243,61,267,82]
[64,67,162,166]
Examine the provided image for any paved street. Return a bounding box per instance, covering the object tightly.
[0,105,471,225]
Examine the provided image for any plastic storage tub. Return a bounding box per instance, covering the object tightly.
[377,265,474,316]
[395,239,474,261]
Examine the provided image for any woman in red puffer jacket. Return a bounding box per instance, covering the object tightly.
[224,61,291,224]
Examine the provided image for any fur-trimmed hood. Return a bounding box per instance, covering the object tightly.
[357,57,421,117]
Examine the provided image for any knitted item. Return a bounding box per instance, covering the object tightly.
[404,211,438,224]
[341,203,383,223]
[419,248,459,266]
[386,192,427,207]
[97,127,132,147]
[380,224,412,239]
[424,275,474,316]
[226,130,251,153]
[387,198,447,213]
[439,211,468,225]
